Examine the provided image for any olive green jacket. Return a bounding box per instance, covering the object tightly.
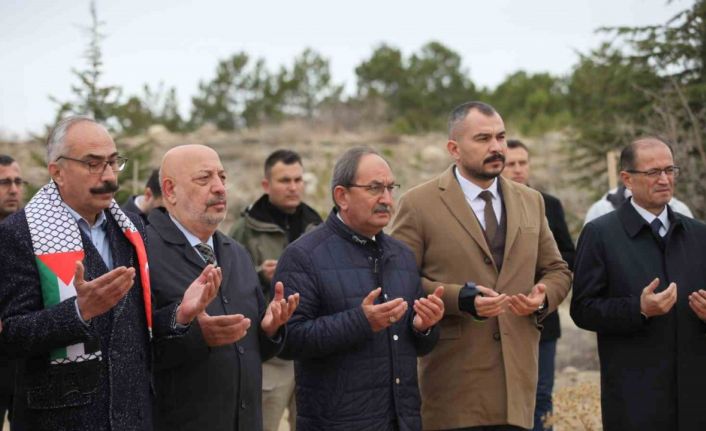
[231,198,322,301]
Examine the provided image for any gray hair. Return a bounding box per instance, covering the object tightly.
[447,101,497,139]
[330,146,381,209]
[46,115,101,164]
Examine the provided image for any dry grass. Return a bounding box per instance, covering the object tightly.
[547,373,602,431]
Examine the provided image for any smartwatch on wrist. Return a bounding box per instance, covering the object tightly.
[458,281,487,321]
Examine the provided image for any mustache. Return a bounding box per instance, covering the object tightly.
[484,153,506,164]
[373,204,391,214]
[206,196,226,207]
[89,181,119,194]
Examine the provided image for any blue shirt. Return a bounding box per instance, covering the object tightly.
[63,204,114,269]
[62,204,113,324]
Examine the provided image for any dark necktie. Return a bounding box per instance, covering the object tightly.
[479,190,498,240]
[195,243,217,265]
[650,218,663,238]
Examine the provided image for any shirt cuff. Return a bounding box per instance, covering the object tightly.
[74,299,91,327]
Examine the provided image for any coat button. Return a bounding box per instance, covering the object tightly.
[395,378,400,384]
[493,332,501,341]
[241,401,247,409]
[238,346,245,354]
[222,296,229,304]
[393,334,399,341]
[484,256,492,265]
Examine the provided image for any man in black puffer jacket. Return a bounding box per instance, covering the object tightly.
[275,147,444,431]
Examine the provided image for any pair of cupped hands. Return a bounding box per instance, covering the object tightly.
[73,262,299,347]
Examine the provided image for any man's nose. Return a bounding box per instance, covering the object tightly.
[211,177,226,193]
[379,187,393,204]
[489,138,504,153]
[100,165,117,182]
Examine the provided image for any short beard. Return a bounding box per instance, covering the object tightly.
[459,163,502,182]
[200,213,226,226]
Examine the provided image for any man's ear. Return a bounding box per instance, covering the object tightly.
[144,187,154,201]
[447,139,460,161]
[261,178,270,194]
[48,162,63,187]
[162,178,177,205]
[619,171,632,191]
[333,185,348,211]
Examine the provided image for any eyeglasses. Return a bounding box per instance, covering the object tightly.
[347,182,401,196]
[57,155,128,174]
[0,178,27,188]
[626,166,680,178]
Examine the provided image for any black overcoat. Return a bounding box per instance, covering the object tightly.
[540,192,575,341]
[148,208,283,431]
[571,201,706,431]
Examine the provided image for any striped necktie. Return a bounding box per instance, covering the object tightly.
[195,243,217,265]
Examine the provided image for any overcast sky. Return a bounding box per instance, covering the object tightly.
[0,0,689,137]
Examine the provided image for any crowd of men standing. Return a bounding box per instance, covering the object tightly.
[0,100,705,431]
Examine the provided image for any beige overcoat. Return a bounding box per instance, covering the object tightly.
[390,166,571,430]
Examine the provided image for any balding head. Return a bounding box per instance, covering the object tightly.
[619,137,672,172]
[160,145,227,241]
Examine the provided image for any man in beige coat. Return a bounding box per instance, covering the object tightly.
[391,101,571,430]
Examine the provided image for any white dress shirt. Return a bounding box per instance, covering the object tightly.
[630,199,669,237]
[455,166,502,230]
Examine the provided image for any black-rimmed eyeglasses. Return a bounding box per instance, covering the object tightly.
[56,156,128,174]
[0,178,27,188]
[626,166,680,178]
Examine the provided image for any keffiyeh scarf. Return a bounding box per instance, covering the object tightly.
[25,181,152,364]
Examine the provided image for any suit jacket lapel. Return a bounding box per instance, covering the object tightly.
[213,233,233,296]
[151,208,210,270]
[438,166,493,259]
[500,177,521,260]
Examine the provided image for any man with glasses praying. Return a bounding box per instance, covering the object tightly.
[0,116,219,431]
[571,137,706,431]
[274,146,444,430]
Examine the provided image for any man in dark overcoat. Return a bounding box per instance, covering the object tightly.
[148,144,298,431]
[571,137,706,431]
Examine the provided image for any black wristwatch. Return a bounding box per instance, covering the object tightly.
[458,282,487,321]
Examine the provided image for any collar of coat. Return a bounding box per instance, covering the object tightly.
[436,165,525,265]
[617,197,686,239]
[147,207,235,287]
[326,208,393,256]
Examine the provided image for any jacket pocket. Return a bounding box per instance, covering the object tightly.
[25,359,100,410]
